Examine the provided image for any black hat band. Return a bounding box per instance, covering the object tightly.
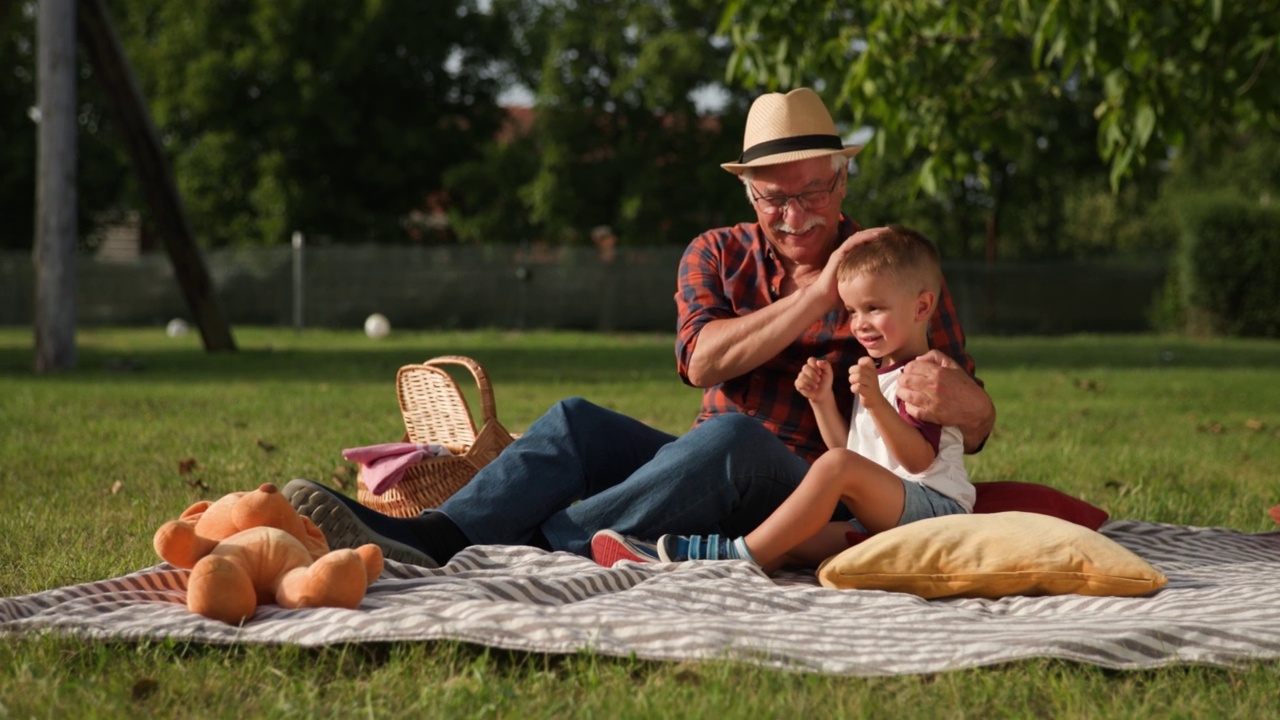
[739,134,845,164]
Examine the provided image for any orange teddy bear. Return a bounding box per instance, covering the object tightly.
[153,483,384,625]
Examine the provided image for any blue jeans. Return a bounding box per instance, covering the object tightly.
[437,397,813,557]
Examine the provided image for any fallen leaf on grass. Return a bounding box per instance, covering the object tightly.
[257,439,277,452]
[178,457,197,475]
[131,678,158,701]
[1245,418,1264,431]
[107,481,123,495]
[332,464,357,490]
[669,661,703,686]
[185,478,210,492]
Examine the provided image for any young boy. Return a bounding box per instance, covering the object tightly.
[592,226,974,573]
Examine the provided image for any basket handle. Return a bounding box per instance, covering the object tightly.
[422,355,500,425]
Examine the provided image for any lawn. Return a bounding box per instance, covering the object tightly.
[1,327,1279,718]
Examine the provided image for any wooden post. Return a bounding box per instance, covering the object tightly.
[77,0,237,352]
[33,0,78,372]
[292,231,305,331]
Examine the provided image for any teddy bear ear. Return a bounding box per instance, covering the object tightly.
[178,500,212,525]
[297,515,331,557]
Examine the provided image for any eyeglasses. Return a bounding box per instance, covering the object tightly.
[748,171,843,215]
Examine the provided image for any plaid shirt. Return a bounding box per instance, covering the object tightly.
[674,215,976,465]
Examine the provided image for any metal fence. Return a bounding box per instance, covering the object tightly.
[1,245,1168,335]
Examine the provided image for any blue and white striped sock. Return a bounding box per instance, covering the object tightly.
[679,534,762,563]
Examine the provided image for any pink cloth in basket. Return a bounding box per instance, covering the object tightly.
[342,442,452,496]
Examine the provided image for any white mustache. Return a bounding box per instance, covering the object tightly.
[771,216,827,235]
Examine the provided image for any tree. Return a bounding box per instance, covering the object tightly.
[80,0,237,351]
[842,86,1131,262]
[719,1,1280,195]
[33,0,77,372]
[110,0,505,247]
[0,2,37,251]
[0,1,132,252]
[446,0,755,247]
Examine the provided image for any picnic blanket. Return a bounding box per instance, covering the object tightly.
[2,519,1279,676]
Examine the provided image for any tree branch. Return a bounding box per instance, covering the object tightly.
[1237,44,1271,97]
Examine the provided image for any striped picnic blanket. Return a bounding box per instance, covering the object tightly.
[2,519,1278,676]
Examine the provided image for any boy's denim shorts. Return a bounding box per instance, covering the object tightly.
[847,478,968,535]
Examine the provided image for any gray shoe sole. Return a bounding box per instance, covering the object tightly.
[283,479,439,569]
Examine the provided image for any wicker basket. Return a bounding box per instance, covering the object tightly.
[356,355,515,518]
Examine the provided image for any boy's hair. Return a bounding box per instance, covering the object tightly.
[836,225,942,295]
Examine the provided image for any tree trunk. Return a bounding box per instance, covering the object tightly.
[77,0,237,352]
[34,0,78,372]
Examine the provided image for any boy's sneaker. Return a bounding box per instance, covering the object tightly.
[591,529,660,567]
[283,478,439,568]
[657,533,734,562]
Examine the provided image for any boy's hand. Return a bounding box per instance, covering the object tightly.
[849,356,889,409]
[795,357,835,402]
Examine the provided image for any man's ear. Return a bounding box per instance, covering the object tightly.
[915,290,937,323]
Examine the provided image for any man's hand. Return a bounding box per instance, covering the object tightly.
[897,350,996,452]
[817,227,891,305]
[795,357,835,403]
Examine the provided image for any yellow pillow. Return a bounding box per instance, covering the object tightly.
[816,511,1168,599]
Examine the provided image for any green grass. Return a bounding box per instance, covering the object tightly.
[2,327,1279,718]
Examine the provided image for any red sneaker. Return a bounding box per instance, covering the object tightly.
[590,529,660,567]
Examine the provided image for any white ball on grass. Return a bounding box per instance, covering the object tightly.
[165,318,190,338]
[364,313,391,339]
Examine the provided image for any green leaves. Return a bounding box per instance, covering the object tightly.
[113,0,505,247]
[719,0,1280,197]
[446,0,751,247]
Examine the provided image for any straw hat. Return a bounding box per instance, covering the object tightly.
[721,88,862,175]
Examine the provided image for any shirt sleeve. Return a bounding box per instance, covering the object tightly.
[674,230,737,386]
[897,397,943,454]
[924,286,990,450]
[928,277,980,383]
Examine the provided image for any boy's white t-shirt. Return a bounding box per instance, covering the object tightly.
[846,361,975,511]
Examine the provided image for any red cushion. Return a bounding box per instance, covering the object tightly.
[844,481,1109,548]
[973,481,1109,530]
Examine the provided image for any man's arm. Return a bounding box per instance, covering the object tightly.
[679,228,889,388]
[683,282,832,387]
[896,350,996,453]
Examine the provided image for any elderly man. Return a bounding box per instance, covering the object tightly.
[285,88,995,567]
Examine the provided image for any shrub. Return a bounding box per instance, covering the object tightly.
[1169,194,1280,337]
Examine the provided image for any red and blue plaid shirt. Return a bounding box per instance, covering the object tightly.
[674,215,976,465]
